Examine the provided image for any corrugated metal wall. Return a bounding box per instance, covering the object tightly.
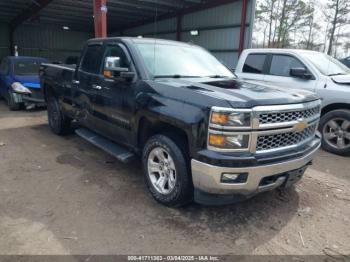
[0,23,10,60]
[120,0,255,68]
[0,23,92,62]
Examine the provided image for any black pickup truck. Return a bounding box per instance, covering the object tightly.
[40,37,321,206]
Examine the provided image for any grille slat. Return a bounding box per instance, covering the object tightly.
[259,106,320,125]
[256,124,317,152]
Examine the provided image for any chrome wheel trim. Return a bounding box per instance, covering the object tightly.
[323,118,350,150]
[147,147,177,195]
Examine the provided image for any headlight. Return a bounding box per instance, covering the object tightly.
[208,133,250,150]
[210,108,251,128]
[11,82,31,94]
[208,107,252,152]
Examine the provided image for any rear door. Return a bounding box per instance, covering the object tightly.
[236,53,268,82]
[263,54,317,91]
[73,43,104,128]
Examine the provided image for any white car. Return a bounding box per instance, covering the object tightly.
[235,49,350,155]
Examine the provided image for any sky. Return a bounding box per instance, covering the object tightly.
[252,0,350,58]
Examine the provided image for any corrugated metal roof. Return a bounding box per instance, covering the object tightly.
[0,0,212,32]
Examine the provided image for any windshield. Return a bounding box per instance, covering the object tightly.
[302,52,350,76]
[13,60,41,76]
[135,42,234,78]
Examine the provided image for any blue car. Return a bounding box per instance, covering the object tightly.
[0,56,48,110]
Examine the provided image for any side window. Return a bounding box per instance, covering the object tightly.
[243,54,266,74]
[269,55,306,77]
[80,45,103,74]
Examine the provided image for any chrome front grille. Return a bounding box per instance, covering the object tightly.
[259,105,321,125]
[256,123,318,152]
[207,100,321,154]
[253,100,321,153]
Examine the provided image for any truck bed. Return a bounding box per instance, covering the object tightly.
[40,63,75,99]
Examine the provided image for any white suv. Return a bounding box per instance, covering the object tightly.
[235,49,350,155]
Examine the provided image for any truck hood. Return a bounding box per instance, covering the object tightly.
[13,75,40,89]
[154,78,319,108]
[331,75,350,85]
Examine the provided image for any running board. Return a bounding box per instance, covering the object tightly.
[75,128,135,163]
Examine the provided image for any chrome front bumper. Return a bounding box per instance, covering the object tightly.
[191,137,321,196]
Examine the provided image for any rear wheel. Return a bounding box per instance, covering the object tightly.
[47,96,71,135]
[319,109,350,156]
[142,134,193,207]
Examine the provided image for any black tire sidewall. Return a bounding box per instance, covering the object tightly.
[319,109,350,155]
[47,96,70,135]
[142,135,193,207]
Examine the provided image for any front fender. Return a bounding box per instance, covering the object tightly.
[135,93,209,157]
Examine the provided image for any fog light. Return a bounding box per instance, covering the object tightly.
[222,173,239,181]
[221,173,248,183]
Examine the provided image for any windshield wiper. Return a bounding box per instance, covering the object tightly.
[328,73,346,76]
[154,75,202,79]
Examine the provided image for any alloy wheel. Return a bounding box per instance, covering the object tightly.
[323,118,350,150]
[147,147,177,195]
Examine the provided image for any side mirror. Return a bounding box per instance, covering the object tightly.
[290,67,312,80]
[104,56,135,81]
[105,56,129,72]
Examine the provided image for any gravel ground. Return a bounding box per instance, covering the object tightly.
[0,100,349,256]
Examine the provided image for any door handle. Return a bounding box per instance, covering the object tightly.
[72,80,80,84]
[92,85,102,90]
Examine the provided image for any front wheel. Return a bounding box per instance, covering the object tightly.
[142,134,193,207]
[47,96,71,135]
[319,109,350,156]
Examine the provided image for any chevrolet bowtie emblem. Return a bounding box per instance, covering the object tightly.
[294,120,308,132]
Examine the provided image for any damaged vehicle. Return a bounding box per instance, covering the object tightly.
[40,38,321,206]
[0,56,48,110]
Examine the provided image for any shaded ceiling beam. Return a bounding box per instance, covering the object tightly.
[10,0,54,29]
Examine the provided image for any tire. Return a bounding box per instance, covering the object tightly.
[7,91,21,111]
[319,109,350,156]
[47,96,71,135]
[142,134,193,207]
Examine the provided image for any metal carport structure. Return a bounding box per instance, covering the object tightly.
[0,0,255,68]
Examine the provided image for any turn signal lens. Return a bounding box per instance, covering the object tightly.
[209,134,225,146]
[211,112,229,125]
[210,109,251,127]
[209,133,250,150]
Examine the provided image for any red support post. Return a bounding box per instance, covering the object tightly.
[238,0,248,56]
[93,0,107,38]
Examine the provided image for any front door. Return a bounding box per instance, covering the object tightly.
[263,54,317,92]
[91,43,137,146]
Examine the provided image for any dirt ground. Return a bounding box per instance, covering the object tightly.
[0,99,349,256]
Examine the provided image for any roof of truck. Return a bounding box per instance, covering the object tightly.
[87,37,194,47]
[242,48,322,55]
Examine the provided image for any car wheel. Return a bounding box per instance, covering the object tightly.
[7,91,21,111]
[319,109,350,156]
[142,134,193,207]
[47,96,71,135]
